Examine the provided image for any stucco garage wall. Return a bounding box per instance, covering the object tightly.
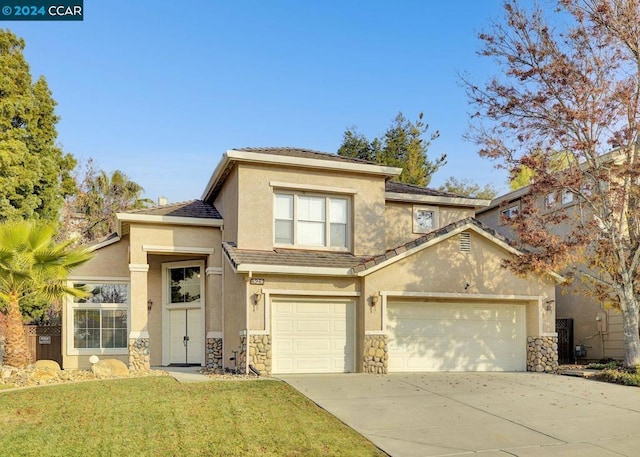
[363,231,556,335]
[223,262,247,372]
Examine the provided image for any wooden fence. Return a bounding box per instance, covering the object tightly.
[23,325,62,367]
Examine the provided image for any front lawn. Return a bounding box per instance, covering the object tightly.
[0,377,385,456]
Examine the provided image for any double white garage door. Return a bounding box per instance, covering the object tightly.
[271,299,526,374]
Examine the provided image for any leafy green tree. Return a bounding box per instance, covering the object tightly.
[338,112,446,186]
[0,221,91,367]
[62,160,153,243]
[438,177,498,199]
[0,30,76,221]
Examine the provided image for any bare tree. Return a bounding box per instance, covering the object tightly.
[464,0,640,366]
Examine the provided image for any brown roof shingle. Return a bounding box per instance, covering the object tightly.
[125,200,222,220]
[222,242,367,270]
[385,181,472,199]
[221,218,516,274]
[234,147,381,166]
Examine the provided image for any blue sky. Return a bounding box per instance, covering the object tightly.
[8,1,510,203]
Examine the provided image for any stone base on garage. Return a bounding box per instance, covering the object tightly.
[363,334,388,374]
[248,334,272,375]
[527,336,558,372]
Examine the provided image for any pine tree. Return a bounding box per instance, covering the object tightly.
[0,29,76,221]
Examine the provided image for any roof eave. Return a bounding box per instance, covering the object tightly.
[201,151,232,201]
[116,213,223,228]
[385,192,491,208]
[201,149,403,201]
[235,263,354,276]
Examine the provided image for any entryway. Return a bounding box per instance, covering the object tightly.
[161,260,205,366]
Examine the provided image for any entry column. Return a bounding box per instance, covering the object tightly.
[129,262,150,371]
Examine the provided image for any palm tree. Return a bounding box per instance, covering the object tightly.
[83,169,154,238]
[0,221,92,368]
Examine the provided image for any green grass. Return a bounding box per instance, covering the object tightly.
[0,377,385,456]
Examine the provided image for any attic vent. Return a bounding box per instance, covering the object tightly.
[459,232,471,253]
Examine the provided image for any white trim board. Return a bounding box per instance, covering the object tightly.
[269,181,358,195]
[142,245,215,255]
[117,213,223,227]
[236,264,353,276]
[262,289,360,297]
[385,192,491,208]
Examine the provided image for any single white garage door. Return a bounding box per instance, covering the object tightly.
[387,301,526,372]
[272,298,355,374]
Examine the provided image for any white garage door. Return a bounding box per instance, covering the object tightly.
[387,301,526,372]
[272,299,355,374]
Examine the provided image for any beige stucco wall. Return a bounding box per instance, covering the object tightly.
[363,230,556,336]
[73,237,130,277]
[223,262,247,371]
[235,163,387,256]
[385,201,475,249]
[63,239,131,370]
[214,166,239,244]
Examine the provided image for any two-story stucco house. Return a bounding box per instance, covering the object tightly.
[64,148,560,374]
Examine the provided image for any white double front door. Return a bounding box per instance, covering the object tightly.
[169,308,202,365]
[162,260,205,366]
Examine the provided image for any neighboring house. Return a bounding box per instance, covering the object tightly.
[477,187,623,362]
[64,147,560,374]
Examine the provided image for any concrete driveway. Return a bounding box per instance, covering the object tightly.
[280,372,640,456]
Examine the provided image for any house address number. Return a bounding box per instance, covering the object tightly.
[249,278,265,285]
[39,336,51,345]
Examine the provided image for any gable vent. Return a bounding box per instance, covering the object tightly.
[459,232,471,253]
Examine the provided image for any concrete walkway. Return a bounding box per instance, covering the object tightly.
[280,372,640,457]
[158,366,213,383]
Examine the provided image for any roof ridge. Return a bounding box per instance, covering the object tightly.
[232,146,382,166]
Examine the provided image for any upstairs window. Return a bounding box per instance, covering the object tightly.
[544,193,557,210]
[501,204,519,221]
[274,193,349,249]
[561,189,574,205]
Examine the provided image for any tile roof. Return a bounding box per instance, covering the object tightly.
[222,242,367,270]
[124,200,222,219]
[221,218,517,274]
[233,147,380,166]
[385,181,471,199]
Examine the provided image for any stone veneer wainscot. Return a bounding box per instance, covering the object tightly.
[129,337,150,371]
[206,337,223,372]
[527,336,558,372]
[363,334,388,374]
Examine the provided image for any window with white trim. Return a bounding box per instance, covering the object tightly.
[72,283,128,350]
[274,193,349,249]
